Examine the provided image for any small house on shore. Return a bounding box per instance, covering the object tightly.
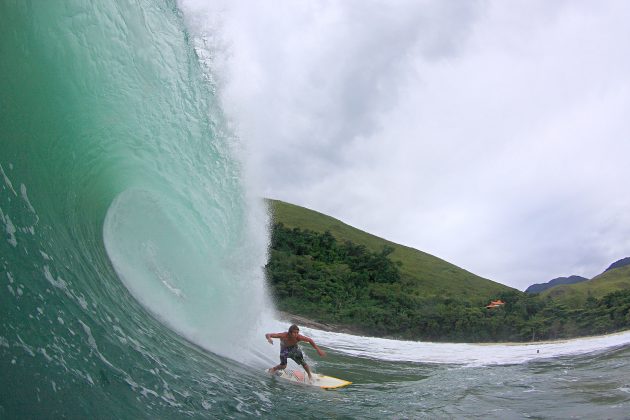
[485,299,505,309]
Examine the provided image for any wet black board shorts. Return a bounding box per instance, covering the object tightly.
[280,345,306,366]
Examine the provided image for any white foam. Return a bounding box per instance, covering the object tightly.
[4,213,17,247]
[43,265,68,291]
[20,183,37,217]
[0,163,17,196]
[300,326,630,366]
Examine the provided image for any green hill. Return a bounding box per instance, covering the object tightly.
[265,199,630,341]
[542,265,630,307]
[268,199,514,300]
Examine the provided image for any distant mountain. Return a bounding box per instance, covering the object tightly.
[526,257,630,295]
[541,264,630,307]
[525,275,589,294]
[605,257,630,272]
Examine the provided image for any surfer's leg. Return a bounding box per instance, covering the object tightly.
[302,363,313,381]
[268,363,286,374]
[269,348,289,373]
[289,348,312,380]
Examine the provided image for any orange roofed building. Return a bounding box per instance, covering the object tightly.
[485,299,505,309]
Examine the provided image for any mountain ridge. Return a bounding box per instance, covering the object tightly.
[525,275,589,294]
[605,257,630,272]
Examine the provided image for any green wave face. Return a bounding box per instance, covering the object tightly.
[1,0,271,417]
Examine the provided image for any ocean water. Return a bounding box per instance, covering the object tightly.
[2,1,630,418]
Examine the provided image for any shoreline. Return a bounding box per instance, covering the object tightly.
[275,311,630,345]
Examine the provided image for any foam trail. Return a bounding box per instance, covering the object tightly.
[298,327,630,366]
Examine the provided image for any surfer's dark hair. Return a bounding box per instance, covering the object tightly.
[288,324,299,333]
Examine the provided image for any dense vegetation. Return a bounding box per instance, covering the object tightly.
[267,199,512,301]
[266,223,630,342]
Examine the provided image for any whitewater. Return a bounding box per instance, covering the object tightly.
[1,0,630,418]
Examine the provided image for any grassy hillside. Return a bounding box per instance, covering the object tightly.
[266,199,630,341]
[268,199,515,301]
[542,265,630,307]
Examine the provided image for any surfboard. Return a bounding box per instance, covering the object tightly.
[267,369,352,389]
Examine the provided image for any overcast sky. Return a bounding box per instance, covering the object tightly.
[181,0,630,290]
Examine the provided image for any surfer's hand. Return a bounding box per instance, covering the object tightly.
[318,349,326,357]
[267,337,273,344]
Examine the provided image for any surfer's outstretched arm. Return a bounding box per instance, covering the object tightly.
[265,332,284,344]
[300,335,326,357]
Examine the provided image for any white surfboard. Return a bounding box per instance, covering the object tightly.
[267,368,352,389]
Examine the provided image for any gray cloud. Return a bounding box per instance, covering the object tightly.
[180,0,630,290]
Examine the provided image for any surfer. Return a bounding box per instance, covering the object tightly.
[265,324,326,381]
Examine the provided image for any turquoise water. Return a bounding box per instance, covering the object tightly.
[2,1,630,418]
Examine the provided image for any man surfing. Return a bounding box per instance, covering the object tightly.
[265,324,325,382]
